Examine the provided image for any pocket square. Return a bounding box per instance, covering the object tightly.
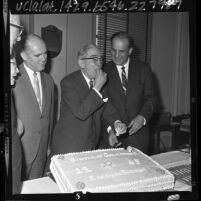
[103,97,108,102]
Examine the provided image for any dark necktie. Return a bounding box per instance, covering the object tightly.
[33,72,42,111]
[121,66,127,94]
[89,80,93,89]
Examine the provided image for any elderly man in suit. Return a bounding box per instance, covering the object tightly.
[13,34,54,180]
[100,32,157,154]
[47,44,126,165]
[9,13,24,194]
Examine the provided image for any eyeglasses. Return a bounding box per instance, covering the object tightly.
[10,61,17,66]
[10,23,24,38]
[81,57,103,64]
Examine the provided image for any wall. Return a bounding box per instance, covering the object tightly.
[150,12,190,151]
[151,12,190,116]
[66,14,95,75]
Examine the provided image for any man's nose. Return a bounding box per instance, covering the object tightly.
[96,62,102,69]
[115,51,119,58]
[97,59,102,66]
[41,54,47,60]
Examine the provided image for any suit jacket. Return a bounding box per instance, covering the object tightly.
[11,92,22,194]
[13,64,54,165]
[51,70,119,155]
[103,59,157,153]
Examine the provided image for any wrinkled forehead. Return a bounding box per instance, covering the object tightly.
[112,37,129,47]
[86,47,101,57]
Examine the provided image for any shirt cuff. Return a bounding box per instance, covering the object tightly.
[92,88,102,98]
[107,126,112,134]
[93,88,108,102]
[138,115,146,125]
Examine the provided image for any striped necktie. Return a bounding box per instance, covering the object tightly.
[121,66,127,94]
[33,72,42,111]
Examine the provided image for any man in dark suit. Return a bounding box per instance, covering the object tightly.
[48,44,126,161]
[101,32,157,154]
[13,34,54,180]
[10,13,24,194]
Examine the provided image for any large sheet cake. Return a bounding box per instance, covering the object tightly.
[50,146,175,193]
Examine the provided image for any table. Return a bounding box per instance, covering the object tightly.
[20,176,60,194]
[151,149,191,191]
[20,150,191,194]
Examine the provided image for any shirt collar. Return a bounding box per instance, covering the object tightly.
[116,57,130,70]
[24,63,40,77]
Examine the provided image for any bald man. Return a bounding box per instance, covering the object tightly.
[13,34,55,180]
[10,13,23,194]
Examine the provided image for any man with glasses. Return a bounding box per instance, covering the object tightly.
[45,44,126,172]
[100,32,157,154]
[10,19,24,56]
[9,13,24,194]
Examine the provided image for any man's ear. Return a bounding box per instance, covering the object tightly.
[129,47,133,56]
[20,51,27,61]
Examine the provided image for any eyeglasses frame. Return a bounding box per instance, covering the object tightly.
[80,57,103,64]
[10,23,24,38]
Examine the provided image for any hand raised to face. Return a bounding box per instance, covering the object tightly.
[93,69,107,91]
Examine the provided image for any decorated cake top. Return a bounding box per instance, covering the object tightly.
[51,147,175,192]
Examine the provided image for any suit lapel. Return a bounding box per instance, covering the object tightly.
[20,64,41,113]
[111,63,126,102]
[40,72,47,113]
[77,71,90,94]
[127,60,134,93]
[126,59,138,102]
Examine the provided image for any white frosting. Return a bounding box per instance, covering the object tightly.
[50,147,175,193]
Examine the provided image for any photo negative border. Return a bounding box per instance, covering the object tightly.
[2,0,197,200]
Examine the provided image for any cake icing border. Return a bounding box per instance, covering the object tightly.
[50,147,175,193]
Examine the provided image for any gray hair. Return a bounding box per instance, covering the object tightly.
[77,44,97,60]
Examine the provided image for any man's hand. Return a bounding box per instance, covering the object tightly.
[93,69,107,91]
[128,115,145,135]
[17,118,24,136]
[108,129,119,147]
[114,120,127,136]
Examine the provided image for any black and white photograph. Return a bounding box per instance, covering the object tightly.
[2,0,197,200]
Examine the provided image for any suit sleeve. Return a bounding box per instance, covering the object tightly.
[102,100,120,132]
[139,66,157,122]
[61,78,104,121]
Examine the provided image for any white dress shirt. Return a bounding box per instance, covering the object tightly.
[24,63,43,105]
[116,58,130,82]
